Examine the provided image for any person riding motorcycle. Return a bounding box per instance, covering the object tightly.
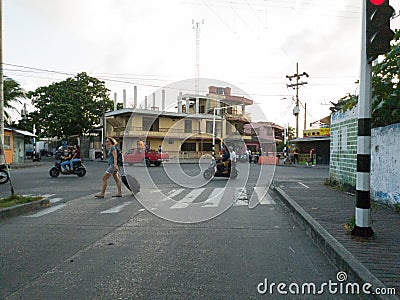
[69,144,82,170]
[216,147,231,174]
[61,146,73,173]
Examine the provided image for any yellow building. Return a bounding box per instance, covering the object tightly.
[105,86,253,159]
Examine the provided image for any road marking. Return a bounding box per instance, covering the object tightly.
[297,182,310,189]
[41,194,56,198]
[138,208,145,212]
[202,188,225,207]
[100,201,133,214]
[24,204,67,217]
[248,186,275,208]
[167,188,185,198]
[170,188,206,209]
[50,197,63,204]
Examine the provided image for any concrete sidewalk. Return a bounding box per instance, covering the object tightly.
[272,170,400,299]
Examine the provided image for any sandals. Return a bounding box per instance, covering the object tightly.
[95,194,122,198]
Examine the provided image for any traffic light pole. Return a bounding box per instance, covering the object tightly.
[352,0,374,238]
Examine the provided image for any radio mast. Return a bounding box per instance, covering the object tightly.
[192,19,204,95]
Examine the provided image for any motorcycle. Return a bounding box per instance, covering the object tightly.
[49,159,87,178]
[203,158,238,180]
[0,164,10,184]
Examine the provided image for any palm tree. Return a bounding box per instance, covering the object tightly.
[3,77,25,126]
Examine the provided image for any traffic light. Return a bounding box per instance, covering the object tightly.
[366,0,395,63]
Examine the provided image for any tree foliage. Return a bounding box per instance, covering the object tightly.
[371,29,400,128]
[27,72,113,138]
[332,30,400,128]
[3,77,25,126]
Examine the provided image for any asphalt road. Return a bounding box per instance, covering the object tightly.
[1,161,354,299]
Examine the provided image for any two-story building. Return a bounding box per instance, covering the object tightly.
[104,86,253,159]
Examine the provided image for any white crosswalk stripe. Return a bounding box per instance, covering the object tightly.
[101,201,133,214]
[49,197,63,204]
[201,188,225,208]
[170,188,206,209]
[167,188,185,198]
[24,204,67,218]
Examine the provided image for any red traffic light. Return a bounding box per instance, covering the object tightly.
[370,0,385,5]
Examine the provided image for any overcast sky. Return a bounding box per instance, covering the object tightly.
[4,0,400,130]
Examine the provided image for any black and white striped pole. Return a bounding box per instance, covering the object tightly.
[353,0,394,237]
[352,0,374,237]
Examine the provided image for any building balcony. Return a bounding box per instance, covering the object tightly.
[224,112,251,123]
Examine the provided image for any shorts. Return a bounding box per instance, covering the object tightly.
[106,164,117,174]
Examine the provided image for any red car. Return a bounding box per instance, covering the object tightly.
[123,148,169,167]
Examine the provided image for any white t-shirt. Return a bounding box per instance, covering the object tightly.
[230,150,236,162]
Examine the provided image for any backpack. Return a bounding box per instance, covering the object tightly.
[116,148,123,166]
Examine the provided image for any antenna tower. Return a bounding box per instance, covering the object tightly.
[192,19,204,95]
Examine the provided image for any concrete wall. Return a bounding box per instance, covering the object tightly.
[329,107,358,188]
[371,123,400,205]
[330,106,400,206]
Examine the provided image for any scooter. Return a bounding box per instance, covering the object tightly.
[49,159,87,178]
[203,158,238,180]
[0,164,10,184]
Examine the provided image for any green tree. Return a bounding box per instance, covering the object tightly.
[3,77,25,126]
[371,29,400,128]
[287,126,295,141]
[27,72,113,138]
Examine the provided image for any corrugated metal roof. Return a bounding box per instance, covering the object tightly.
[5,127,36,137]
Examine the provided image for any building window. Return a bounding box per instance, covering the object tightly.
[184,119,192,133]
[200,143,212,151]
[206,121,213,134]
[181,142,196,151]
[142,117,159,132]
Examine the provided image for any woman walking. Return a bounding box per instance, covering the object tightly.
[95,137,122,198]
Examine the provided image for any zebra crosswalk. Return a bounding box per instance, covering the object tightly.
[21,186,275,218]
[137,186,275,210]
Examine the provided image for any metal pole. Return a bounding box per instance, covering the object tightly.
[212,107,216,158]
[296,62,299,138]
[0,0,4,165]
[102,98,106,160]
[352,0,374,237]
[304,102,307,132]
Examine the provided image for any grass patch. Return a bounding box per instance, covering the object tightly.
[0,195,42,209]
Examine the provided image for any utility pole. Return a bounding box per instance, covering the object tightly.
[286,63,309,138]
[0,0,4,165]
[304,103,307,133]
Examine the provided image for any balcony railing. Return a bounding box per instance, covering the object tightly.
[113,126,221,137]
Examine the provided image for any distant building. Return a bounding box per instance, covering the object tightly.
[2,128,36,164]
[244,122,284,155]
[290,116,331,165]
[103,86,254,159]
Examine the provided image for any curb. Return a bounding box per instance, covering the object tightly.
[9,163,43,170]
[0,198,50,222]
[272,186,398,300]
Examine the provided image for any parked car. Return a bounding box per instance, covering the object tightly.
[123,148,169,167]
